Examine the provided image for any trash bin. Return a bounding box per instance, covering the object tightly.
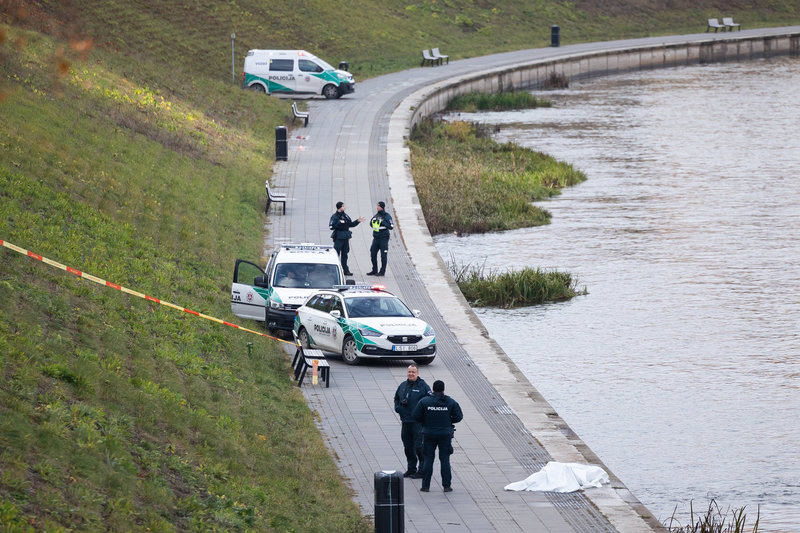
[338,61,349,72]
[275,126,287,161]
[551,25,560,47]
[374,470,403,533]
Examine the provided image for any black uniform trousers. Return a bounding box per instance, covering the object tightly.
[370,235,389,274]
[401,421,424,473]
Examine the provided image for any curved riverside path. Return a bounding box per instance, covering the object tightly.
[266,28,799,532]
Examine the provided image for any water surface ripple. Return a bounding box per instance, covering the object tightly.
[435,57,800,531]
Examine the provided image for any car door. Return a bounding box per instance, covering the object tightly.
[231,259,268,321]
[298,58,325,94]
[316,294,346,353]
[268,58,296,93]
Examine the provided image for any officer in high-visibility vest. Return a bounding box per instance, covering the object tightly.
[366,201,394,277]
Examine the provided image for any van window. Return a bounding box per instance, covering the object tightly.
[299,59,323,73]
[269,59,294,72]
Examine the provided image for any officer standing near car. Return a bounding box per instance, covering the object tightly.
[412,379,463,492]
[366,201,393,276]
[394,365,431,479]
[329,201,364,276]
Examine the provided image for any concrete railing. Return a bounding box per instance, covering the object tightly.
[408,31,800,129]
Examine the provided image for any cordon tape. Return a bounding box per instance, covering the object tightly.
[1,238,299,347]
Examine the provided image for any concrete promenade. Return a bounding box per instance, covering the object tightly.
[266,28,799,532]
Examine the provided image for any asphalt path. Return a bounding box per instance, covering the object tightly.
[264,28,798,532]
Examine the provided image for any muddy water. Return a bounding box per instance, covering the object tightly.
[435,57,800,531]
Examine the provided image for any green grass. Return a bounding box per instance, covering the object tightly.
[1,24,369,532]
[666,499,760,533]
[409,118,586,235]
[447,91,552,112]
[447,257,583,308]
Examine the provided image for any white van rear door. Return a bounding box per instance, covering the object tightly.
[231,259,268,321]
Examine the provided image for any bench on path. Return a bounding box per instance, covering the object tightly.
[291,101,309,127]
[291,345,331,388]
[265,180,287,215]
[432,47,449,65]
[722,17,741,31]
[707,18,726,32]
[421,49,438,66]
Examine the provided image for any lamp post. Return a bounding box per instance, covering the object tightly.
[231,33,236,83]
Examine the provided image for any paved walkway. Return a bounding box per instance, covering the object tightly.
[265,29,798,532]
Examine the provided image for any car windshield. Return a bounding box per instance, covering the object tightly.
[274,263,339,288]
[345,296,413,318]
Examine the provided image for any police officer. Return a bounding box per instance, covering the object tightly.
[412,379,463,492]
[394,365,431,479]
[329,201,364,276]
[366,201,393,276]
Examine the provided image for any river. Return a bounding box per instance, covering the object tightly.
[434,56,800,531]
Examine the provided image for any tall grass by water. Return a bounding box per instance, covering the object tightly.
[446,91,552,112]
[448,257,583,307]
[667,500,760,533]
[409,118,586,235]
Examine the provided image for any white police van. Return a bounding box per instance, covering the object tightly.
[242,49,355,99]
[231,243,352,331]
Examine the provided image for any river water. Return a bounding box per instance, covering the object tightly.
[435,56,800,531]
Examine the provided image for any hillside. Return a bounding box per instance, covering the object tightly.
[2,0,799,531]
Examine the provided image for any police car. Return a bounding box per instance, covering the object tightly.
[293,285,436,365]
[231,243,352,331]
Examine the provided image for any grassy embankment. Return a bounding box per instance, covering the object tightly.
[0,24,369,532]
[409,116,585,306]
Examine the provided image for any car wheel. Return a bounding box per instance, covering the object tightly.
[341,336,361,365]
[414,357,434,365]
[249,83,266,93]
[322,84,339,99]
[298,327,311,348]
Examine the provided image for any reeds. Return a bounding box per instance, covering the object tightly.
[666,500,760,533]
[448,256,583,307]
[446,91,553,112]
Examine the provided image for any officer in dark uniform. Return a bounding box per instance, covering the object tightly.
[394,365,431,479]
[329,201,364,276]
[412,379,464,492]
[366,201,393,277]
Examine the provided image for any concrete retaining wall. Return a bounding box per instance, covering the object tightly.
[409,32,800,129]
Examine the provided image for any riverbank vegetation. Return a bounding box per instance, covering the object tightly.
[667,499,760,533]
[409,118,586,235]
[448,258,583,307]
[446,91,552,112]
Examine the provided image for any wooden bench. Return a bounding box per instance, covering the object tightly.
[292,347,331,388]
[291,101,309,127]
[706,18,726,32]
[432,48,449,65]
[421,49,438,66]
[265,180,287,215]
[722,17,741,31]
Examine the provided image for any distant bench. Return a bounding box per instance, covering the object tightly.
[292,101,309,127]
[706,18,726,32]
[265,180,287,215]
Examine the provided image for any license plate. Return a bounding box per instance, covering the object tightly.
[392,345,415,352]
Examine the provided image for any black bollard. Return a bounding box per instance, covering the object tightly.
[275,126,288,161]
[374,470,403,533]
[338,61,349,72]
[551,25,560,47]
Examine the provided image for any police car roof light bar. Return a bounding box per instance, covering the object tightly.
[282,243,334,250]
[333,284,386,291]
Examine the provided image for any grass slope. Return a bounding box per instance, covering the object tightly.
[2,0,799,531]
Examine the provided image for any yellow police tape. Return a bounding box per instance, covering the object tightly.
[1,238,299,347]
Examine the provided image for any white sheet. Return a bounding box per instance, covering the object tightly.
[504,461,610,492]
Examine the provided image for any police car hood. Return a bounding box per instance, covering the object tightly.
[355,317,428,335]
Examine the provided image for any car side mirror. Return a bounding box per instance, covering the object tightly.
[330,310,341,319]
[346,279,355,285]
[254,275,268,288]
[412,309,421,318]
